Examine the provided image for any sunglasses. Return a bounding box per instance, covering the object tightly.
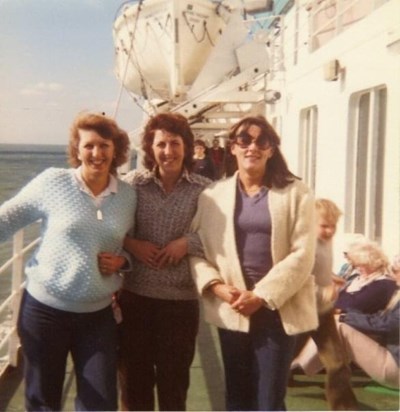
[234,131,272,150]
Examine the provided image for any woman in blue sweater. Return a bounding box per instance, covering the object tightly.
[0,112,136,411]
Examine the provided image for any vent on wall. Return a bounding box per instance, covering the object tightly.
[323,59,340,81]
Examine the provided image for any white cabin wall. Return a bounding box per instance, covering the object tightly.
[270,0,400,265]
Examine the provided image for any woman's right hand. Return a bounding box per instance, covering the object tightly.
[210,283,241,304]
[124,236,160,269]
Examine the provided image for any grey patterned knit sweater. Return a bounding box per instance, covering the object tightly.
[122,169,210,300]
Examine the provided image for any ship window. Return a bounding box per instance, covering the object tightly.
[309,0,387,51]
[299,106,318,190]
[347,86,387,242]
[354,93,369,233]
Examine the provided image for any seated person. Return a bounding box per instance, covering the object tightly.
[333,233,366,286]
[336,289,399,389]
[335,241,397,314]
[294,255,400,389]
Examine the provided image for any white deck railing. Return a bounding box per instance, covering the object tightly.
[0,227,40,377]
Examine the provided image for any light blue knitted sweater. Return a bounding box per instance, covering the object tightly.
[0,168,136,313]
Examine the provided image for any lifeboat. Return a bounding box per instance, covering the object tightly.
[113,0,272,108]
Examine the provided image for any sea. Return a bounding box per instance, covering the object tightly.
[0,144,68,347]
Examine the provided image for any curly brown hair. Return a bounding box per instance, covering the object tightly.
[228,115,298,188]
[141,112,194,172]
[68,112,130,175]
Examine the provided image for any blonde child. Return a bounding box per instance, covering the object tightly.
[313,198,342,311]
[292,198,358,410]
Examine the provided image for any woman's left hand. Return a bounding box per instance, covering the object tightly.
[98,252,126,275]
[155,237,188,268]
[230,290,264,316]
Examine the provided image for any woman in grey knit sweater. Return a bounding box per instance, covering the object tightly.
[119,113,210,411]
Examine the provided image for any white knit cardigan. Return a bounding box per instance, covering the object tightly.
[190,174,318,336]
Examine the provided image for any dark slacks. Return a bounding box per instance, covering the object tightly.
[218,307,296,411]
[17,291,118,412]
[117,291,199,411]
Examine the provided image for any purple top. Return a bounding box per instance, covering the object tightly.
[234,183,273,289]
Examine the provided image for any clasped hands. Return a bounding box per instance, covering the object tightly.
[124,237,188,270]
[210,283,264,317]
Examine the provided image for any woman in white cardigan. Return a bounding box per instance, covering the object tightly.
[190,115,318,411]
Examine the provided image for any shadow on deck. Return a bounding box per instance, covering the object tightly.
[1,318,399,411]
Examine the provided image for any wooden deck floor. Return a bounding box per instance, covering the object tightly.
[1,318,399,411]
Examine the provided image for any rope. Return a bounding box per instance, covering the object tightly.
[182,11,215,46]
[112,0,146,119]
[122,8,168,111]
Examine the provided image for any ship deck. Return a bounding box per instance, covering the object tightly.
[0,316,399,411]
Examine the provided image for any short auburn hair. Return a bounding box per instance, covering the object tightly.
[68,112,130,175]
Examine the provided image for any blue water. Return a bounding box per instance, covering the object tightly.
[0,144,69,204]
[0,144,68,302]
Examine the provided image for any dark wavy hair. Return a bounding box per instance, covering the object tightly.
[228,115,299,188]
[68,112,130,175]
[141,112,194,172]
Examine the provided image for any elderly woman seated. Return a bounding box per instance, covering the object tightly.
[292,243,399,389]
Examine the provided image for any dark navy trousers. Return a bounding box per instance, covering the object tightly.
[17,291,118,412]
[117,291,199,411]
[218,308,296,411]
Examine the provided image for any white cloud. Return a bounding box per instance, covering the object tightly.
[20,82,64,96]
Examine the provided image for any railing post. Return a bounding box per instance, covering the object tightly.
[9,229,24,366]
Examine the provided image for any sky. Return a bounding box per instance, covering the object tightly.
[0,0,144,145]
